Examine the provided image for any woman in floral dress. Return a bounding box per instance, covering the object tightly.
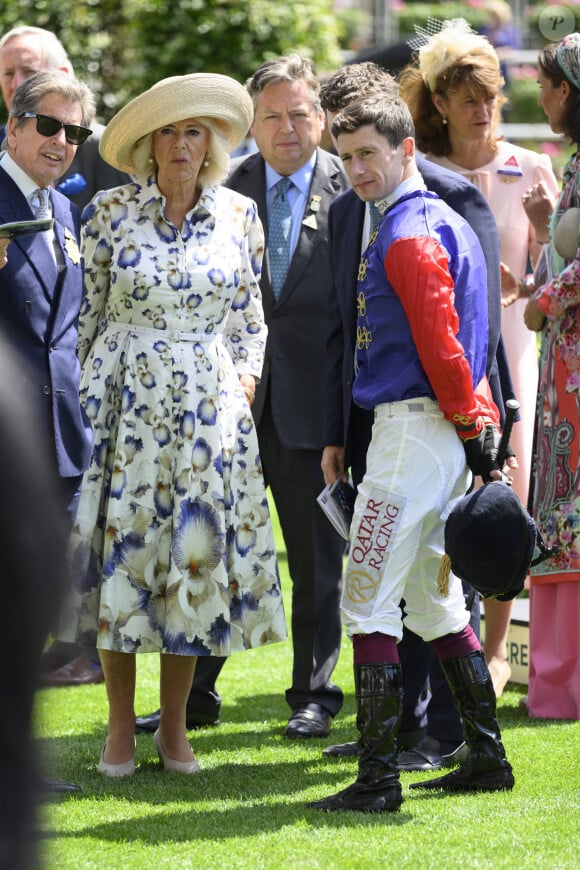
[62,74,286,775]
[520,35,580,720]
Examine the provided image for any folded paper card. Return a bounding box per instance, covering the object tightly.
[0,218,54,238]
[317,478,356,541]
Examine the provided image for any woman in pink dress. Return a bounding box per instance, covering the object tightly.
[400,19,560,695]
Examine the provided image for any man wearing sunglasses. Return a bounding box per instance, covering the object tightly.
[0,69,95,796]
[17,111,93,145]
[0,26,130,691]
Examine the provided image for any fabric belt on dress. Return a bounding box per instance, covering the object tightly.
[106,320,223,343]
[374,397,440,418]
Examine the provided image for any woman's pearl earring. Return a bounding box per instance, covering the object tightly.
[203,154,210,167]
[441,116,448,125]
[148,154,154,164]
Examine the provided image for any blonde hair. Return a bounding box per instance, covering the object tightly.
[400,20,507,157]
[131,118,231,187]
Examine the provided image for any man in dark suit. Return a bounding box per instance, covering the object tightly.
[0,70,94,793]
[0,69,93,507]
[316,63,516,771]
[0,25,131,688]
[136,54,350,739]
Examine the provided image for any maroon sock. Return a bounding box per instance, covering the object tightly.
[431,624,481,661]
[353,632,399,665]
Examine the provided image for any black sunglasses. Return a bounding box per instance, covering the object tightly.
[18,112,93,145]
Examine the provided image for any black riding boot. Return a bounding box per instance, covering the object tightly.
[308,663,403,812]
[410,650,514,793]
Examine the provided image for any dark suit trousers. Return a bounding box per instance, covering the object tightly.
[40,474,95,670]
[258,398,345,715]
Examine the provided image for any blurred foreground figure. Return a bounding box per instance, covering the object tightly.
[0,329,68,869]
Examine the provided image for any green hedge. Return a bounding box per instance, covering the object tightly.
[506,77,546,123]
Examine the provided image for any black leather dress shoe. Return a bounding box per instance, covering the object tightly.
[42,778,81,795]
[284,703,332,739]
[322,740,359,757]
[135,708,219,733]
[396,736,468,772]
[396,736,444,771]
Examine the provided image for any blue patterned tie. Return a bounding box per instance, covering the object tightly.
[269,177,293,299]
[34,187,51,220]
[34,187,56,262]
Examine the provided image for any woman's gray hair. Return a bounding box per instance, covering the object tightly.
[9,70,95,128]
[131,118,231,188]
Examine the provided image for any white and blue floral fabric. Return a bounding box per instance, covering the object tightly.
[63,177,286,656]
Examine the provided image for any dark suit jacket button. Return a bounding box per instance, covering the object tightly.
[42,385,51,395]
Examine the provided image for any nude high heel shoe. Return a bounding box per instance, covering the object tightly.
[98,739,136,777]
[154,729,200,774]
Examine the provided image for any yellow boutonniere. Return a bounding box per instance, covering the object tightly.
[64,228,81,265]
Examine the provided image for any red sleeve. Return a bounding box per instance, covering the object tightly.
[384,236,499,439]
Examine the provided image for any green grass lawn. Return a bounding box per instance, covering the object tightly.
[37,505,580,869]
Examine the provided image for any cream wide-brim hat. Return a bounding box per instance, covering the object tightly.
[99,73,254,173]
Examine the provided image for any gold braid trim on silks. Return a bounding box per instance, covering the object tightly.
[437,553,452,596]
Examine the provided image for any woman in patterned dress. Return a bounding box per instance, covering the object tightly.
[517,35,580,720]
[62,74,286,775]
[399,19,560,696]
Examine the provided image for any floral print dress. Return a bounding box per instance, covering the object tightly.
[531,149,580,581]
[62,178,286,656]
[527,150,580,720]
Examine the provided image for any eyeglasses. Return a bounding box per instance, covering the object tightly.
[18,112,93,145]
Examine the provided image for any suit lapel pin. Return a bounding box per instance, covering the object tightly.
[303,195,321,229]
[63,228,81,265]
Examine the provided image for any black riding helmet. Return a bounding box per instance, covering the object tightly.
[444,482,556,602]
